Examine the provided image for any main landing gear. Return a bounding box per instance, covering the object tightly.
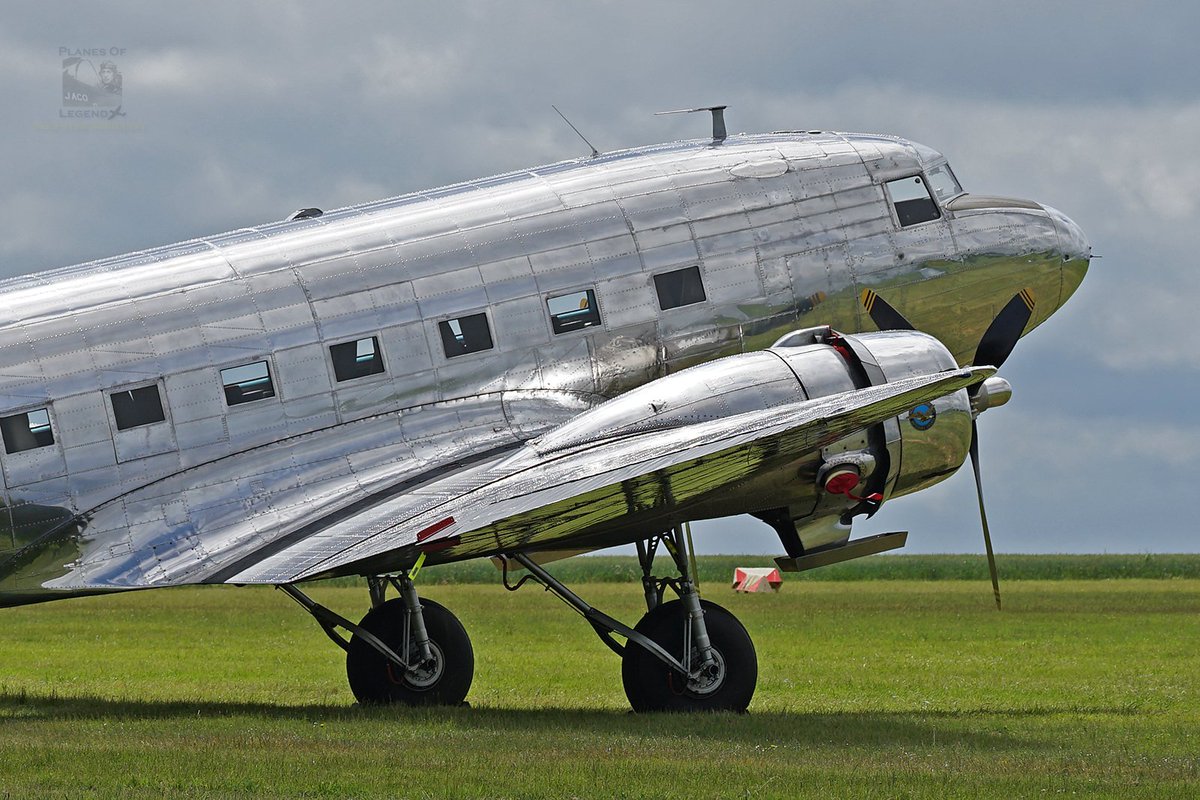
[282,525,756,712]
[279,570,474,706]
[626,526,757,712]
[501,525,757,713]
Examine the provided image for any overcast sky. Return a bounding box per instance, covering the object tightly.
[1,2,1196,555]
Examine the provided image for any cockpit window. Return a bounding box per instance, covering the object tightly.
[925,163,963,201]
[885,175,941,227]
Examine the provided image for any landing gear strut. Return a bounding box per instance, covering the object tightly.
[287,525,754,712]
[280,572,473,706]
[621,597,755,712]
[625,525,756,711]
[502,524,757,712]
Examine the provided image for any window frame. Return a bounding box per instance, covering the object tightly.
[219,358,279,407]
[924,162,965,204]
[0,405,57,455]
[653,265,708,311]
[107,381,169,432]
[329,335,388,383]
[883,173,943,229]
[546,288,603,335]
[437,310,495,360]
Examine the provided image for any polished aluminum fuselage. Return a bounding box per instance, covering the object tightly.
[0,131,1089,603]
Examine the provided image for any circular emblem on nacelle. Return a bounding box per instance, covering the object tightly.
[908,402,937,431]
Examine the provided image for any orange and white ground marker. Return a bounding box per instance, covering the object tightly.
[731,567,782,593]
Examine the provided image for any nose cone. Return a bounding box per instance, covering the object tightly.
[1044,205,1091,307]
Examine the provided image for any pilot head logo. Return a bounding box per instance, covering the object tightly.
[908,402,937,431]
[98,61,122,95]
[61,52,123,109]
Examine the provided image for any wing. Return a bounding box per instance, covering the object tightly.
[225,366,991,584]
[9,366,986,599]
[1,391,593,603]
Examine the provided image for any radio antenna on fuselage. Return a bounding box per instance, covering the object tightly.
[655,105,727,143]
[552,105,600,158]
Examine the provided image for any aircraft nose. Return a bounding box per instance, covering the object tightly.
[1045,205,1091,262]
[1043,204,1091,306]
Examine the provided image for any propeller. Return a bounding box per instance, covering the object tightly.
[859,287,1036,610]
[860,289,914,332]
[966,289,1035,609]
[968,420,1001,609]
[974,289,1036,371]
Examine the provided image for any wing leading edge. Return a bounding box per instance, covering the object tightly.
[227,366,992,584]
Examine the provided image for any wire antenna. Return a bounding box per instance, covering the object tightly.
[552,105,599,158]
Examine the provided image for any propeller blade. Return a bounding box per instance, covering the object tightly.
[860,287,1019,611]
[973,289,1036,370]
[860,289,914,331]
[968,420,1002,610]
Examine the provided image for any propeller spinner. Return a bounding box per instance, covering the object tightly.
[859,288,1036,609]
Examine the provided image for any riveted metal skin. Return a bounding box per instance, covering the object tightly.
[0,130,1088,605]
[530,330,971,555]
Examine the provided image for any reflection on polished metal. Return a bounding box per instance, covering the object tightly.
[971,376,1013,414]
[0,120,1090,709]
[0,126,1089,604]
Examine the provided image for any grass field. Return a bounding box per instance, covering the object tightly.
[1,559,1198,798]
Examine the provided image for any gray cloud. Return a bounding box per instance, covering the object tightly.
[0,1,1194,553]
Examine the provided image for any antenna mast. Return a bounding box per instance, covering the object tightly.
[654,105,728,142]
[552,105,599,158]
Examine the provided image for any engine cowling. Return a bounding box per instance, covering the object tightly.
[536,326,973,551]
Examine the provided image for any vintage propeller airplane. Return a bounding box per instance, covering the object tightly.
[0,109,1089,711]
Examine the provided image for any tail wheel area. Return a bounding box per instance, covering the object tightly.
[621,599,757,713]
[346,597,474,706]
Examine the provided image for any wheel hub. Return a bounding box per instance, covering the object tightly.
[386,640,445,690]
[685,648,726,696]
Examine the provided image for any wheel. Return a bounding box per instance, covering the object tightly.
[621,598,757,713]
[346,597,474,706]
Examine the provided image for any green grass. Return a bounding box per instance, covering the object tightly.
[2,575,1198,798]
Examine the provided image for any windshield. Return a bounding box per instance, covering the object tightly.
[925,163,963,201]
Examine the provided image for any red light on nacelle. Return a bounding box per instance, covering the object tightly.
[823,468,861,496]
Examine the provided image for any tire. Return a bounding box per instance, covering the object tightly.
[621,599,757,713]
[346,597,474,706]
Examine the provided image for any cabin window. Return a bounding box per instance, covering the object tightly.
[547,289,601,334]
[221,361,276,405]
[330,336,386,381]
[439,313,493,358]
[1,408,54,454]
[654,266,707,310]
[885,175,941,227]
[110,385,167,430]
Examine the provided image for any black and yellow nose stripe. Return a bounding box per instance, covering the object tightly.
[858,288,915,331]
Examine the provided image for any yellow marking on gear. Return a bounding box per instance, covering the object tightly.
[408,551,427,581]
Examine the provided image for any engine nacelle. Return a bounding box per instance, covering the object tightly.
[536,326,973,551]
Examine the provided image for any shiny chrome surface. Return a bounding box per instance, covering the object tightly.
[242,366,991,583]
[0,128,1089,604]
[849,330,974,499]
[971,376,1014,414]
